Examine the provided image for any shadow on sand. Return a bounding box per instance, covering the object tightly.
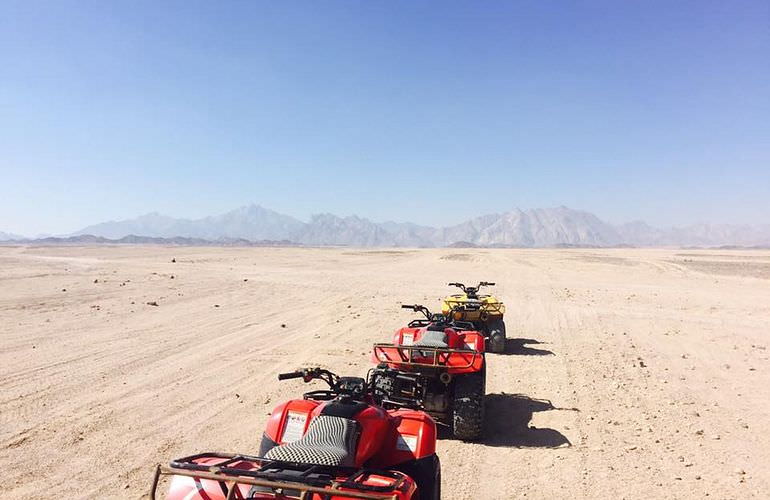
[482,393,574,448]
[502,338,555,356]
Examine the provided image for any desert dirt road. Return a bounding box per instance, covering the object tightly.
[2,246,769,499]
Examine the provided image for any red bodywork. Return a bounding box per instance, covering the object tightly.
[263,400,436,467]
[373,326,485,374]
[159,398,436,500]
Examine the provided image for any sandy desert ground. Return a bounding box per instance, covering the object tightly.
[1,245,769,499]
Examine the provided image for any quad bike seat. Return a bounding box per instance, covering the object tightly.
[414,330,449,348]
[264,415,359,467]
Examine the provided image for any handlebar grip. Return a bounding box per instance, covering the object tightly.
[278,371,304,380]
[401,304,416,309]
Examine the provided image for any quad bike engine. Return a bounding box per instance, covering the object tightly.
[372,366,450,415]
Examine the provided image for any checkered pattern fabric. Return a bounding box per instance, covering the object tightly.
[264,415,358,467]
[414,330,448,348]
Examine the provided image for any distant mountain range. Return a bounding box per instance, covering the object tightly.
[2,204,769,247]
[0,234,297,247]
[0,231,25,241]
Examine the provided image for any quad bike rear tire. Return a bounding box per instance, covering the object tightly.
[429,458,441,500]
[487,319,506,353]
[452,370,485,441]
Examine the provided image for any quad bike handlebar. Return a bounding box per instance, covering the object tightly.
[278,368,374,402]
[401,304,433,320]
[277,368,339,387]
[278,366,417,409]
[448,281,495,298]
[448,281,495,291]
[402,302,475,319]
[402,302,478,330]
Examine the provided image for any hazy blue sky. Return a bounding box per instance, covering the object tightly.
[1,0,768,235]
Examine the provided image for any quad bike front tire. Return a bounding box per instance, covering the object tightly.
[397,454,441,500]
[452,370,485,441]
[487,319,506,353]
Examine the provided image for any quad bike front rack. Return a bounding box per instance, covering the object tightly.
[373,343,480,370]
[150,452,405,500]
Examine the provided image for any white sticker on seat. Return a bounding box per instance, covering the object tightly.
[396,434,418,452]
[281,411,308,443]
[402,333,414,346]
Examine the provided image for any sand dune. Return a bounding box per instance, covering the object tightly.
[1,246,769,498]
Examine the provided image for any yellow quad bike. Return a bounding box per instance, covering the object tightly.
[441,282,507,353]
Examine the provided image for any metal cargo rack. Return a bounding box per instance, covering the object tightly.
[373,343,480,369]
[406,318,476,329]
[444,298,505,316]
[150,452,405,500]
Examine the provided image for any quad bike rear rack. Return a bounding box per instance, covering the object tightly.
[407,318,476,330]
[150,452,404,500]
[444,298,505,316]
[373,343,480,369]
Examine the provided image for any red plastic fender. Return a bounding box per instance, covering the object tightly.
[264,399,320,444]
[396,327,420,346]
[370,327,421,364]
[459,330,485,353]
[369,409,437,468]
[351,405,392,467]
[336,471,417,499]
[165,456,418,500]
[165,456,247,500]
[440,330,485,374]
[394,326,477,351]
[443,328,467,348]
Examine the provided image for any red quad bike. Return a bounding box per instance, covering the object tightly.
[371,305,486,441]
[150,368,441,500]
